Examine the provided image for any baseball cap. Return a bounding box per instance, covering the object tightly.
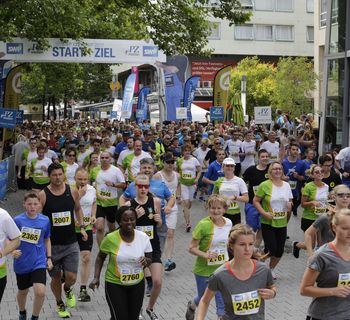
[223,158,236,166]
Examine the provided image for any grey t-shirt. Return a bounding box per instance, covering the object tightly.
[208,260,273,319]
[307,243,350,319]
[313,215,334,246]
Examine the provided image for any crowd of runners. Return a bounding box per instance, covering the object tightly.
[1,112,350,320]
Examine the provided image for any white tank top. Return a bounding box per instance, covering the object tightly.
[159,171,178,195]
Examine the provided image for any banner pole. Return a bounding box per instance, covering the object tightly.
[0,128,6,160]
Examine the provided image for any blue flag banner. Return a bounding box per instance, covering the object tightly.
[136,87,151,124]
[0,60,12,108]
[0,158,8,200]
[183,76,200,121]
[210,106,225,121]
[121,73,136,120]
[0,108,17,128]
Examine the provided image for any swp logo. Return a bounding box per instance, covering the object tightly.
[6,43,23,54]
[143,46,158,57]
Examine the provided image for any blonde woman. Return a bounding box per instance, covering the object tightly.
[300,208,350,320]
[197,224,276,320]
[253,161,293,279]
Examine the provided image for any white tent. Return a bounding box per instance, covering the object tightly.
[150,103,208,123]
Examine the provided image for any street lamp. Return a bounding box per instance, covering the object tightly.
[241,75,247,124]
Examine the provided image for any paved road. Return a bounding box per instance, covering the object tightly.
[0,190,311,319]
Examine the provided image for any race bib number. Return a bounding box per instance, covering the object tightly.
[52,211,71,226]
[136,225,154,239]
[100,189,112,197]
[181,171,194,180]
[272,210,287,220]
[314,207,327,216]
[338,273,350,286]
[120,268,143,285]
[20,227,41,244]
[83,216,91,224]
[289,181,297,190]
[233,290,261,315]
[229,201,239,210]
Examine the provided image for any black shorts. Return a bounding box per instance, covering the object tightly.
[151,252,162,264]
[224,213,241,226]
[31,180,49,190]
[301,218,314,232]
[77,229,93,251]
[16,268,46,290]
[96,205,118,223]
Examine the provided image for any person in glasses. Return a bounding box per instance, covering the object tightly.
[129,174,163,320]
[89,151,126,246]
[202,149,226,196]
[60,148,79,187]
[204,138,223,166]
[300,208,350,320]
[253,161,293,279]
[293,184,350,259]
[153,153,180,272]
[76,142,92,167]
[213,158,248,226]
[292,164,329,259]
[319,154,342,192]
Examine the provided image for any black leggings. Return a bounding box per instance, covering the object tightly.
[105,280,145,320]
[0,276,6,303]
[261,224,287,258]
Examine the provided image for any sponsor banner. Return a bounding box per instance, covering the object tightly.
[121,74,137,120]
[191,60,233,83]
[254,107,272,124]
[136,87,151,124]
[213,65,232,120]
[4,65,22,110]
[210,106,224,121]
[159,56,188,121]
[110,111,118,119]
[0,38,166,64]
[16,110,24,124]
[0,158,8,200]
[183,76,200,121]
[0,108,18,129]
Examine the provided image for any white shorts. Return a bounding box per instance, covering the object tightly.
[166,206,178,230]
[180,184,197,201]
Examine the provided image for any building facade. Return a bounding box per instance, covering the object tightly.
[316,0,350,151]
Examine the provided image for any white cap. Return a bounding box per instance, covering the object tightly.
[223,157,236,166]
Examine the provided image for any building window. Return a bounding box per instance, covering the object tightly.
[275,25,294,41]
[255,25,273,41]
[240,0,254,9]
[306,0,314,12]
[255,0,274,11]
[234,25,254,40]
[306,26,314,42]
[208,22,221,39]
[276,0,294,12]
[320,0,327,28]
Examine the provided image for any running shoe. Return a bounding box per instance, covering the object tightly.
[164,259,176,272]
[146,309,159,320]
[56,303,70,318]
[65,288,76,308]
[293,241,300,259]
[185,301,196,320]
[78,288,91,302]
[19,311,26,320]
[186,224,191,232]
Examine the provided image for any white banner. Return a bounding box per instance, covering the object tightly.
[0,38,166,64]
[254,106,272,124]
[176,107,187,120]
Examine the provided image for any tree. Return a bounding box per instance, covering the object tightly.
[229,57,276,116]
[272,57,317,116]
[0,0,251,55]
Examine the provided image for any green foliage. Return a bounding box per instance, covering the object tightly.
[229,57,276,116]
[272,57,317,115]
[229,56,317,117]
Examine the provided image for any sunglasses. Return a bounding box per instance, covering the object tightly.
[336,193,350,198]
[101,157,110,159]
[215,142,221,145]
[225,164,235,167]
[165,160,175,164]
[136,184,150,189]
[67,154,75,157]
